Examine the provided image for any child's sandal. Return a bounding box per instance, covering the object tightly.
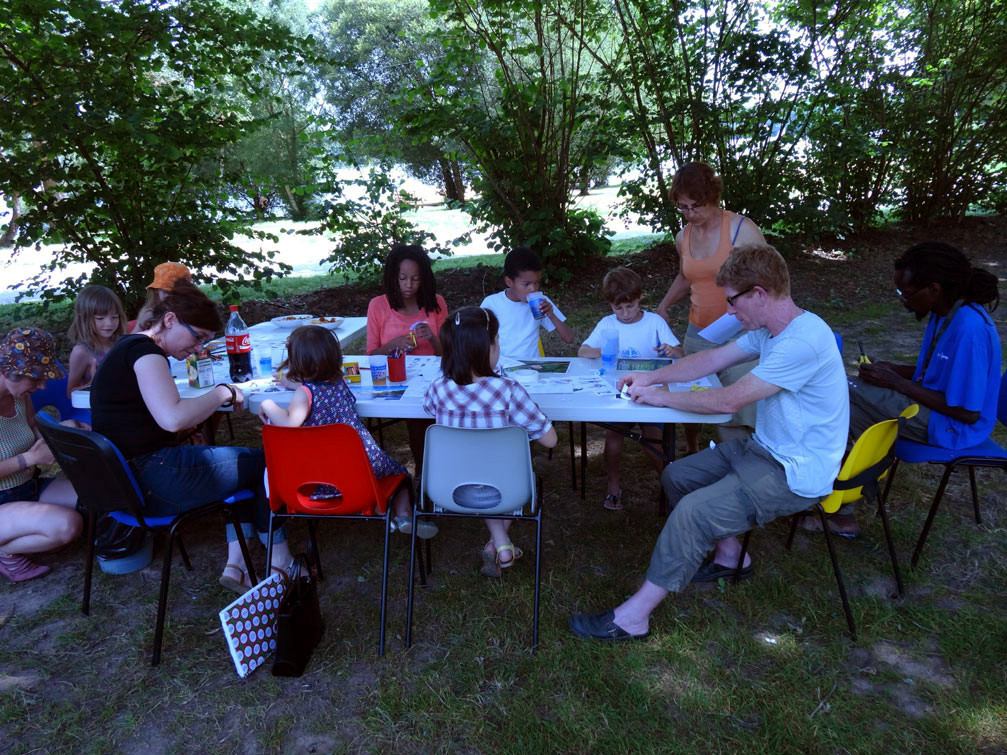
[496,543,522,569]
[603,491,624,511]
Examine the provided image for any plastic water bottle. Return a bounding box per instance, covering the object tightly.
[225,304,253,383]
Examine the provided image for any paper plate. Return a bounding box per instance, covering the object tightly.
[270,314,313,329]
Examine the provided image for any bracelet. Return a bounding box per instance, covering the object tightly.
[217,383,237,408]
[16,454,27,471]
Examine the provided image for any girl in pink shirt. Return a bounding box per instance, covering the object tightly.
[365,244,448,472]
[366,245,447,358]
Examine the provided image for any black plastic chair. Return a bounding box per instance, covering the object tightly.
[36,415,257,666]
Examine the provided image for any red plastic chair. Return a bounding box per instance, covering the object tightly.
[262,423,423,655]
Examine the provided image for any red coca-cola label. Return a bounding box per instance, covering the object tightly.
[226,333,251,353]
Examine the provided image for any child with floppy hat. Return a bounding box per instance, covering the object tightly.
[0,328,82,582]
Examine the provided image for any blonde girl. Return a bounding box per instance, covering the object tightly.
[67,285,127,395]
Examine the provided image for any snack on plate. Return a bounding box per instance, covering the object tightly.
[309,316,344,329]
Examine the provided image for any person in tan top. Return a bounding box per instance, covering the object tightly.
[656,162,766,451]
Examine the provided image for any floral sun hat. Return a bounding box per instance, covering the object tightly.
[0,328,65,380]
[146,262,192,290]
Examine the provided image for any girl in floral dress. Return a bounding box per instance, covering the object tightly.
[257,325,437,539]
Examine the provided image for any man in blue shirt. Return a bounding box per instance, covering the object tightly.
[826,241,1001,537]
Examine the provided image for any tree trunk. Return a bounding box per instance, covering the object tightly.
[0,193,20,247]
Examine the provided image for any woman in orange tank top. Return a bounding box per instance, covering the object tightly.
[656,162,766,451]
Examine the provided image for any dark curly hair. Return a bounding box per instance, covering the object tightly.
[382,244,441,315]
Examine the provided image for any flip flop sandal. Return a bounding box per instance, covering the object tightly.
[797,514,860,539]
[602,491,624,511]
[219,563,252,593]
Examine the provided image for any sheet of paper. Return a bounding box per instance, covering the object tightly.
[669,376,714,390]
[697,313,743,344]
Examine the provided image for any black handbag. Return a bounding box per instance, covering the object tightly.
[271,555,324,677]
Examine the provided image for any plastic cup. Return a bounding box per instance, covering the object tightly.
[601,328,619,367]
[258,353,272,378]
[388,353,407,382]
[526,291,546,319]
[370,355,388,385]
[270,344,286,371]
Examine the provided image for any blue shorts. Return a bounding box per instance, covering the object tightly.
[0,473,55,505]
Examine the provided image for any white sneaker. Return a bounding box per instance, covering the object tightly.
[391,514,438,540]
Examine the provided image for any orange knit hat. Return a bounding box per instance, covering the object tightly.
[146,262,192,290]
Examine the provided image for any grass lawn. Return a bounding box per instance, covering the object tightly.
[0,221,1005,753]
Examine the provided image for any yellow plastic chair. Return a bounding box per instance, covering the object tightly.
[735,404,919,640]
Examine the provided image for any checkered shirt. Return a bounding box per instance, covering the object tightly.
[423,376,552,440]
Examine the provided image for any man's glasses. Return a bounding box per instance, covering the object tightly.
[726,286,757,307]
[179,320,212,346]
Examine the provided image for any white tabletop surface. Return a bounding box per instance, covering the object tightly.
[70,317,369,410]
[244,355,730,424]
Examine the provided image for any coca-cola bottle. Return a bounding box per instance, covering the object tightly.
[225,304,253,383]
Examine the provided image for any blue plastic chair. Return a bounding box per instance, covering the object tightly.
[29,359,92,425]
[36,415,257,666]
[880,369,1007,567]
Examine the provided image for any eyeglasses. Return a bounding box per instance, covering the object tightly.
[676,202,704,214]
[179,320,212,346]
[896,286,923,304]
[726,286,757,307]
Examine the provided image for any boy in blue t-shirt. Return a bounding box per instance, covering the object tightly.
[579,267,684,510]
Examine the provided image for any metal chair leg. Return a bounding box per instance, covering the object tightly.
[875,495,904,597]
[307,520,324,582]
[911,464,955,567]
[152,526,177,667]
[532,509,543,653]
[968,466,982,524]
[818,507,857,640]
[405,518,418,650]
[733,530,751,584]
[580,422,587,500]
[378,510,391,657]
[567,422,576,492]
[177,535,192,570]
[82,509,97,616]
[785,514,799,550]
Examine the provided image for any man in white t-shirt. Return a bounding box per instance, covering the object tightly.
[570,243,849,641]
[481,246,574,359]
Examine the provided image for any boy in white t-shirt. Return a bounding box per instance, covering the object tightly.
[480,246,575,359]
[579,267,684,511]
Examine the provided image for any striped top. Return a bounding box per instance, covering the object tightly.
[0,397,36,490]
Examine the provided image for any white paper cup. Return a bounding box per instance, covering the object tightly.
[370,355,388,385]
[526,291,546,319]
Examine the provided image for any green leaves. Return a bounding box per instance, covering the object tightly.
[0,0,312,310]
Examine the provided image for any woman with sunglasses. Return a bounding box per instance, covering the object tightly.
[90,280,293,592]
[655,161,767,451]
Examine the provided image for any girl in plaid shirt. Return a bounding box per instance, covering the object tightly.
[423,307,557,577]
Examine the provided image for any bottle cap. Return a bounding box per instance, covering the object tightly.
[229,304,238,311]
